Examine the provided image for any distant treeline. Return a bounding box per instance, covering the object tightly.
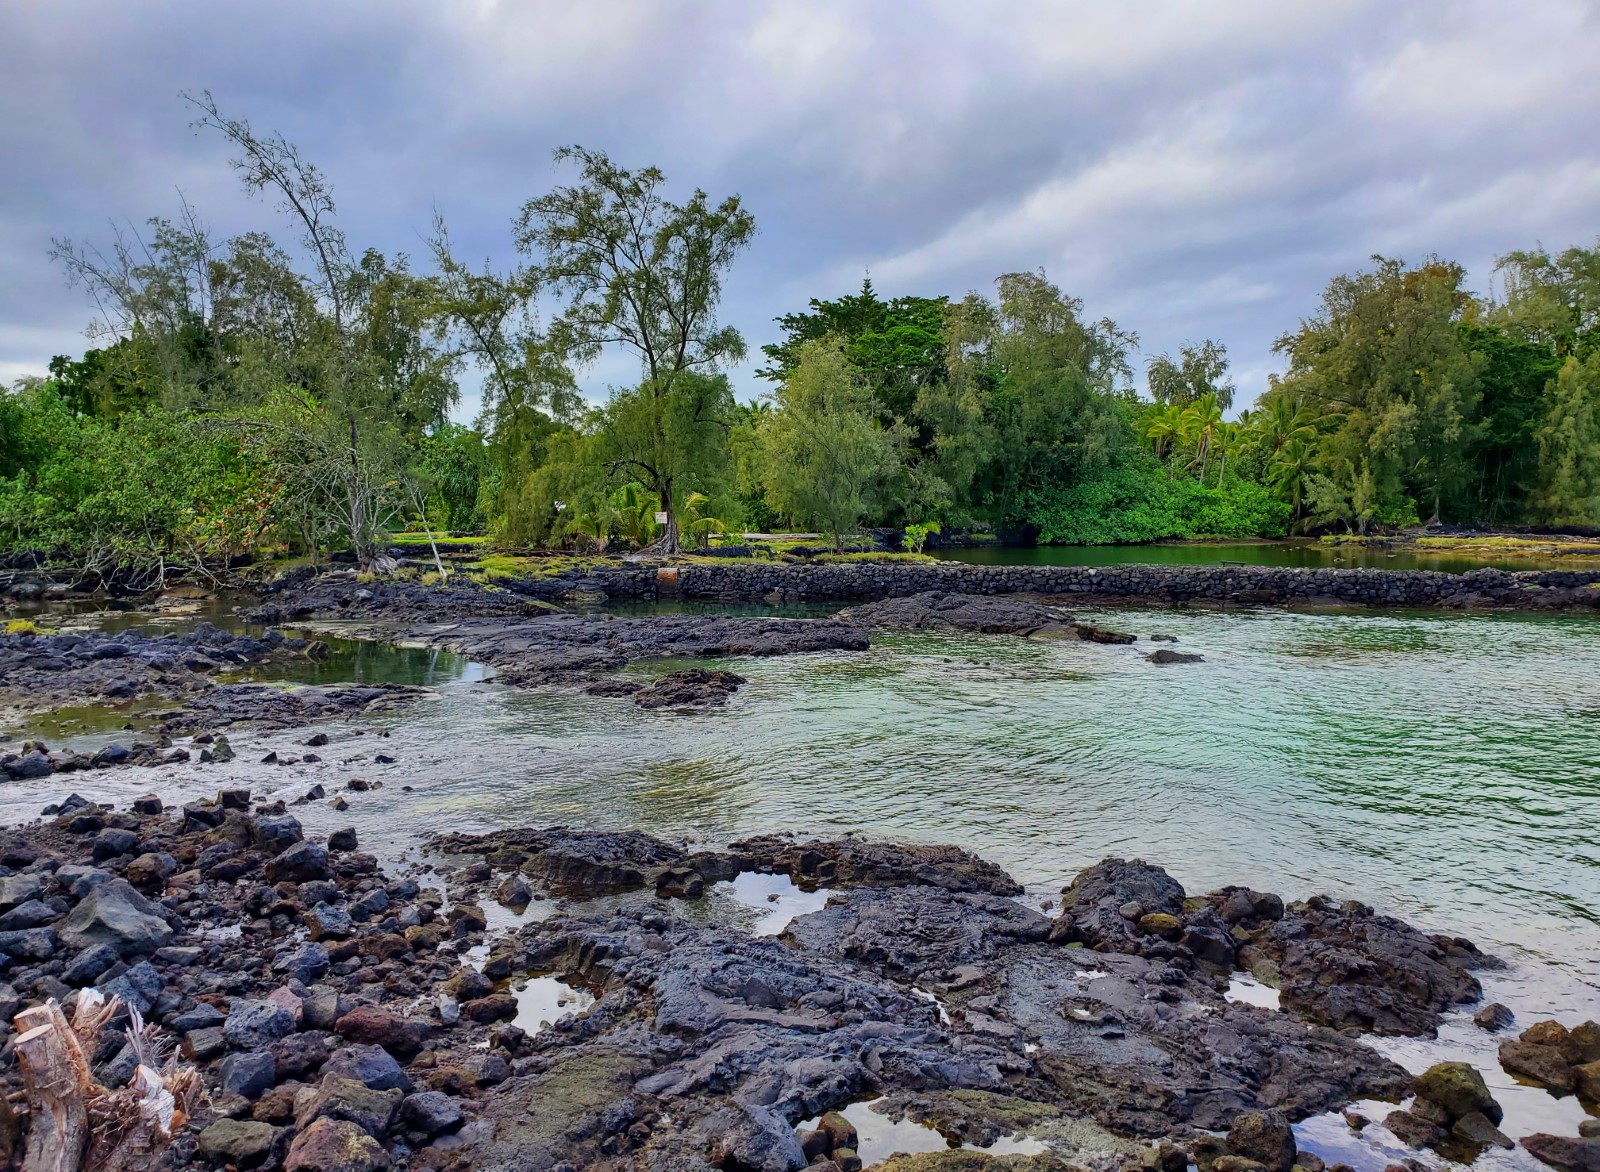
[2,94,1597,576]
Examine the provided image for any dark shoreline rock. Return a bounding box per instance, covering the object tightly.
[493,560,1600,611]
[0,806,1507,1171]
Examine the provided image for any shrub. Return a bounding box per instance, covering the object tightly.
[1021,462,1291,544]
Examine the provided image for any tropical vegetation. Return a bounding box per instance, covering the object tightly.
[3,98,1599,581]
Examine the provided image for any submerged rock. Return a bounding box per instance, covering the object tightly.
[631,667,747,709]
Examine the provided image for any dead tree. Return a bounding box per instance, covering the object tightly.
[11,993,201,1172]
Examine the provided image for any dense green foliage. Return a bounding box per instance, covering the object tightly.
[4,99,1600,576]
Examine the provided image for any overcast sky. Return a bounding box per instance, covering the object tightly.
[4,0,1598,423]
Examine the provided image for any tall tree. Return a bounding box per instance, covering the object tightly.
[1536,352,1600,528]
[759,277,948,423]
[758,339,904,549]
[515,146,754,552]
[186,91,456,565]
[1146,339,1235,411]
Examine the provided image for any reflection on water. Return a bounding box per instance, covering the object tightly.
[936,540,1600,574]
[511,975,595,1035]
[4,605,1599,1027]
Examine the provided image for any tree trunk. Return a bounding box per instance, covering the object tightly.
[14,1007,89,1172]
[655,476,680,555]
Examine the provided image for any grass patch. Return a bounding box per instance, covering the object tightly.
[390,531,484,548]
[465,554,619,581]
[811,551,937,565]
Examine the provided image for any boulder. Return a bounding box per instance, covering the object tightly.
[295,1074,403,1140]
[1522,1135,1600,1172]
[285,1117,390,1172]
[197,1118,278,1168]
[57,878,173,957]
[1500,1040,1577,1091]
[1414,1061,1502,1125]
[267,841,330,883]
[224,998,298,1049]
[1226,1111,1297,1172]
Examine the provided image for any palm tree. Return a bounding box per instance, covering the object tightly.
[566,506,610,553]
[1247,394,1318,459]
[681,492,725,550]
[612,483,659,548]
[1144,404,1185,465]
[1270,436,1318,518]
[1182,393,1224,484]
[1213,420,1243,485]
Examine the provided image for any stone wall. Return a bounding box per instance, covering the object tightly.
[516,561,1600,610]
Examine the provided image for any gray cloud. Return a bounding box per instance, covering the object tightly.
[3,0,1598,420]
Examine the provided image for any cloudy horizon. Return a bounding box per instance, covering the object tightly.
[4,0,1598,423]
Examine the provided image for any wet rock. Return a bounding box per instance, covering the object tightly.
[1500,1039,1578,1091]
[1227,1112,1297,1172]
[285,1116,391,1172]
[197,1118,278,1168]
[730,834,1024,896]
[1248,895,1489,1036]
[632,667,748,709]
[267,840,330,883]
[1452,1111,1512,1150]
[1051,857,1185,954]
[837,592,1072,635]
[1522,1134,1600,1172]
[57,878,174,956]
[1413,1061,1501,1125]
[328,827,358,852]
[1384,1109,1444,1150]
[1147,648,1205,664]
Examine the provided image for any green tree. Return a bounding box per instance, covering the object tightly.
[1269,257,1483,528]
[1535,352,1600,527]
[515,146,754,552]
[1146,339,1235,411]
[758,339,905,549]
[759,277,948,423]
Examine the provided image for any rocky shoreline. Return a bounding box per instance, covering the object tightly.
[507,561,1600,611]
[0,800,1590,1172]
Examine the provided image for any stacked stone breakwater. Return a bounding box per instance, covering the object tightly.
[509,560,1600,610]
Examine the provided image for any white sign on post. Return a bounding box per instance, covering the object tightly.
[654,512,668,525]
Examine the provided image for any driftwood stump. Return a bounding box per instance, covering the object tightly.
[10,994,200,1172]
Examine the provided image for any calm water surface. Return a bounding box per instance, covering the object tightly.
[10,605,1597,994]
[8,602,1600,1162]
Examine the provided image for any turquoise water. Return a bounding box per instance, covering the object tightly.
[8,606,1599,999]
[936,540,1598,574]
[9,602,1600,1160]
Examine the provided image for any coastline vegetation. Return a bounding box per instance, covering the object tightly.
[2,99,1598,584]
